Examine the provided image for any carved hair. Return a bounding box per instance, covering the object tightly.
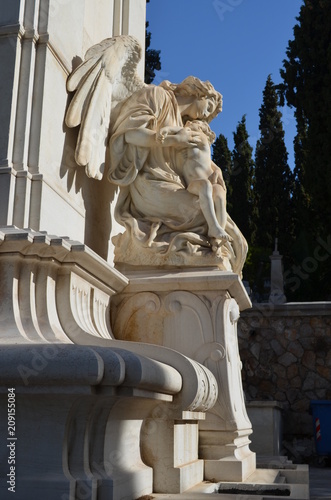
[185,120,216,145]
[160,76,222,123]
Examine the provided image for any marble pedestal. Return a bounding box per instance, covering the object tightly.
[112,268,256,482]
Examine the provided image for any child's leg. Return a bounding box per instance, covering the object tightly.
[212,184,227,230]
[187,179,230,242]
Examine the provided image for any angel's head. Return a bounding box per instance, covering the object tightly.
[160,76,222,123]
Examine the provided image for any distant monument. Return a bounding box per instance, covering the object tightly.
[269,238,287,304]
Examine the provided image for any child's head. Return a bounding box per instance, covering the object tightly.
[185,120,216,145]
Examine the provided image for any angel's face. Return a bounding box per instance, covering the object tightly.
[186,97,216,121]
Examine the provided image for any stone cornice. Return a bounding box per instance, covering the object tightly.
[0,23,40,44]
[120,268,252,311]
[0,23,24,38]
[244,301,331,317]
[0,226,128,293]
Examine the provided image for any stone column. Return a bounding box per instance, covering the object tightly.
[111,268,256,481]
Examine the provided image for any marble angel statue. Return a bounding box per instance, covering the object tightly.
[65,35,247,274]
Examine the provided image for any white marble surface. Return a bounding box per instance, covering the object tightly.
[0,1,146,265]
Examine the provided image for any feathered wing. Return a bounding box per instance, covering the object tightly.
[65,36,145,179]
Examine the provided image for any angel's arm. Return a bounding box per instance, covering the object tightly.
[160,126,182,136]
[125,128,157,148]
[125,127,200,150]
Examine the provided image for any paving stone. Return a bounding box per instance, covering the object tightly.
[278,352,297,367]
[299,323,314,336]
[288,341,304,358]
[271,339,285,356]
[302,350,316,370]
[316,365,330,380]
[287,363,299,379]
[291,376,303,389]
[251,342,261,360]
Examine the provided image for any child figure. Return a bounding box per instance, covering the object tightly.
[157,120,232,249]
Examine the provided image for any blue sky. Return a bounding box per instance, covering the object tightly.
[146,0,303,171]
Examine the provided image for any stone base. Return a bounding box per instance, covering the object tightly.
[150,464,310,499]
[112,268,256,482]
[204,454,256,483]
[113,230,233,271]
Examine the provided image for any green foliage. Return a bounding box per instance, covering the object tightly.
[231,115,256,244]
[212,134,233,212]
[279,0,331,300]
[145,20,161,84]
[280,0,331,230]
[254,76,294,252]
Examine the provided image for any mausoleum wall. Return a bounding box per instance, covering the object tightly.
[0,0,146,262]
[238,302,331,462]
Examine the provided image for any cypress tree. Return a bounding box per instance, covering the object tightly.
[231,115,255,244]
[145,1,161,84]
[212,133,233,212]
[279,0,331,299]
[254,76,294,252]
[280,0,331,235]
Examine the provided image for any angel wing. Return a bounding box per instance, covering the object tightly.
[65,35,145,180]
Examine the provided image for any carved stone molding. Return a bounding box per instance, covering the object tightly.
[0,226,128,344]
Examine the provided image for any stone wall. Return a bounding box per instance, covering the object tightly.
[238,302,331,462]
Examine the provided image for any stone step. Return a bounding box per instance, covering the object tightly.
[243,468,284,484]
[151,481,309,499]
[256,455,295,469]
[217,482,291,496]
[276,473,287,484]
[151,465,309,499]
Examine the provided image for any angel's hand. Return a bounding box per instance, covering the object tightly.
[156,131,167,144]
[159,126,171,136]
[171,128,201,148]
